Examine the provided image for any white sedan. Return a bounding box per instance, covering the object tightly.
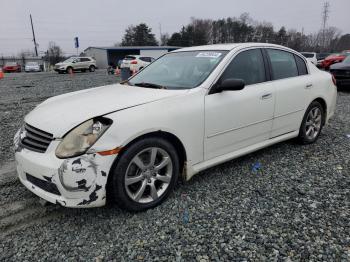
[14,43,337,211]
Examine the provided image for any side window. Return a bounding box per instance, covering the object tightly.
[74,58,81,63]
[267,49,298,80]
[220,49,266,85]
[294,55,308,76]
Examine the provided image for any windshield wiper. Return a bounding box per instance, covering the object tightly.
[134,82,167,89]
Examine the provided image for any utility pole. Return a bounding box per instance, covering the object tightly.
[321,2,330,50]
[30,14,38,57]
[159,23,162,46]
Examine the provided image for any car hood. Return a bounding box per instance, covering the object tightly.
[330,63,350,70]
[55,62,67,66]
[25,84,188,137]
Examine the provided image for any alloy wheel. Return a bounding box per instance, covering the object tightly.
[124,147,173,204]
[305,107,322,140]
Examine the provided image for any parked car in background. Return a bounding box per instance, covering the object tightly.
[3,62,21,73]
[330,55,350,87]
[14,43,337,211]
[54,57,97,74]
[321,50,350,70]
[301,52,317,65]
[120,55,155,72]
[25,61,41,72]
[316,53,331,68]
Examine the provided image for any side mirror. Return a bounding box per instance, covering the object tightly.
[215,78,245,93]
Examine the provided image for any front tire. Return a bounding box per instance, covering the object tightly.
[297,101,324,144]
[89,65,96,72]
[110,137,179,211]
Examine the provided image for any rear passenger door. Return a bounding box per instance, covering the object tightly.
[265,48,312,138]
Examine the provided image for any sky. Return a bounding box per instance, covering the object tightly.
[0,0,349,56]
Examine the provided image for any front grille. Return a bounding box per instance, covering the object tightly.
[20,123,54,153]
[26,174,61,196]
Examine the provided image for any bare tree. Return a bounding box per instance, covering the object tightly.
[45,41,64,65]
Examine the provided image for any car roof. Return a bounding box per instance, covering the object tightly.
[173,43,295,52]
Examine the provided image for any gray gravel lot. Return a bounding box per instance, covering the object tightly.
[0,71,350,261]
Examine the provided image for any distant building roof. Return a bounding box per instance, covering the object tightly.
[85,46,180,52]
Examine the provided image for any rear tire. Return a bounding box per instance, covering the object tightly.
[110,137,179,211]
[89,65,96,72]
[297,101,324,144]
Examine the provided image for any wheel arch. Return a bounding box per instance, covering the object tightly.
[312,97,327,125]
[106,130,188,202]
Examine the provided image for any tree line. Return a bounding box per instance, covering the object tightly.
[119,14,350,53]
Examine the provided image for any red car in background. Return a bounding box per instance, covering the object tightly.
[3,62,21,73]
[321,50,350,70]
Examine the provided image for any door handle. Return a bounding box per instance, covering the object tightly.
[305,83,313,89]
[261,93,272,100]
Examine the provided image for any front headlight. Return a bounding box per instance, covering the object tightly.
[55,117,112,159]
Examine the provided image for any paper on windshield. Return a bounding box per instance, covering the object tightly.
[196,52,222,58]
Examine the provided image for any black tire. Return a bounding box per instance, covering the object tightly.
[66,67,73,74]
[89,65,96,72]
[297,101,324,144]
[110,137,180,211]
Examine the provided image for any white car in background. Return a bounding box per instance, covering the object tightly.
[301,52,317,65]
[54,57,97,74]
[120,55,155,72]
[14,43,337,211]
[25,62,41,72]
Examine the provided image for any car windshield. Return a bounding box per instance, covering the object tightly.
[128,51,228,90]
[5,62,17,66]
[301,53,314,58]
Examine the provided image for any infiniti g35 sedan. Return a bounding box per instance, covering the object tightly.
[14,43,337,211]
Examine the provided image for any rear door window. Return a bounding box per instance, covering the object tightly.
[267,49,299,80]
[294,55,308,76]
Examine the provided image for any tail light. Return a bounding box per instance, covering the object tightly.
[331,75,337,86]
[131,60,138,64]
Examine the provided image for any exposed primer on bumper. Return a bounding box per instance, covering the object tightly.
[15,146,116,208]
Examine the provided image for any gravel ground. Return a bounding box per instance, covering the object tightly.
[0,71,350,261]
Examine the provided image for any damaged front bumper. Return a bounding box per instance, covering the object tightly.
[15,140,116,208]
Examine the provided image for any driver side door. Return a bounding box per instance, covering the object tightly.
[204,48,275,160]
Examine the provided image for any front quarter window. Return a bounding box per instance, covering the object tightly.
[128,51,228,90]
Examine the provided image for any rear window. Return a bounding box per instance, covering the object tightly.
[267,49,299,80]
[140,57,152,62]
[124,56,137,60]
[301,53,314,58]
